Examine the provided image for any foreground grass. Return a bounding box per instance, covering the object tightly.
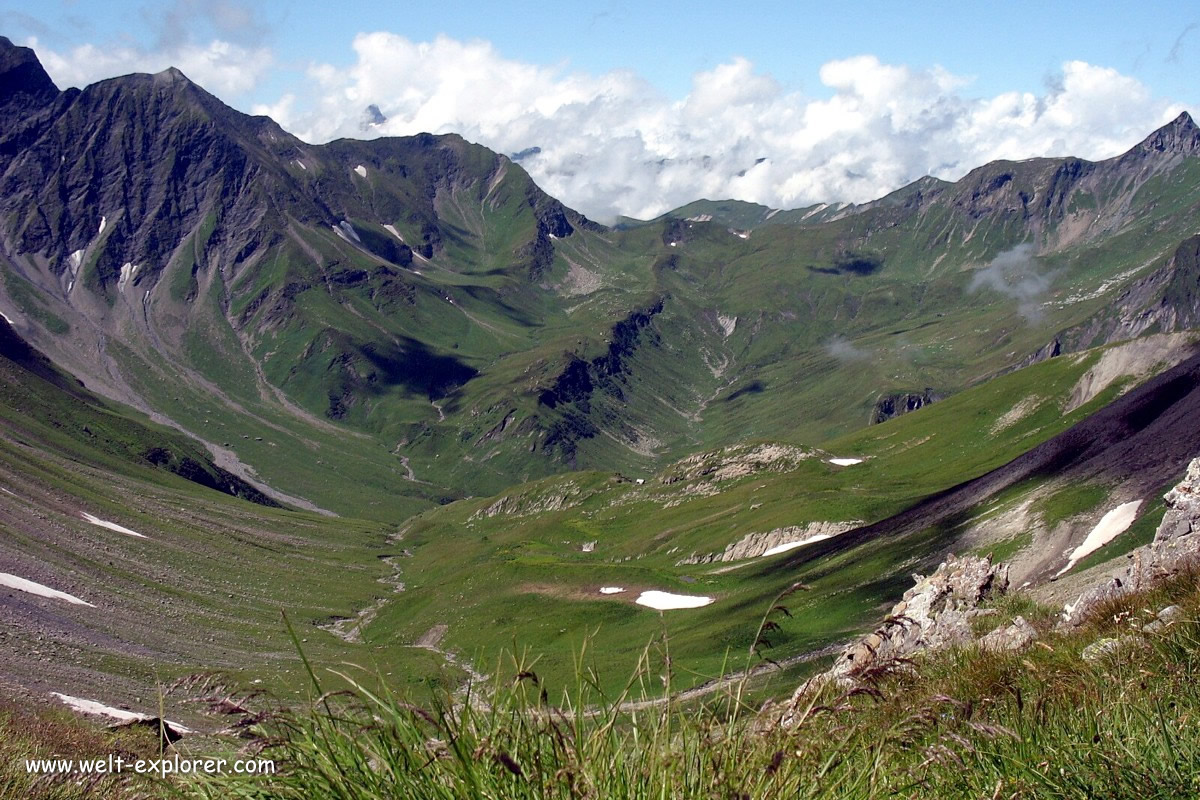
[0,698,162,800]
[178,574,1200,800]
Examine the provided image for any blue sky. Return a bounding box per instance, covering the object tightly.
[5,1,1198,219]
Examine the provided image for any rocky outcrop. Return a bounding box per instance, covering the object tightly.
[1061,456,1200,628]
[871,389,941,424]
[660,443,812,485]
[467,481,592,521]
[1021,236,1200,370]
[676,521,860,565]
[780,555,1010,725]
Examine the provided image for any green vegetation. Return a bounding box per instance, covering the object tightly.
[0,698,162,800]
[972,530,1033,563]
[170,573,1200,800]
[1035,483,1111,529]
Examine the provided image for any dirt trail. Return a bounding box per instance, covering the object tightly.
[411,624,490,688]
[602,641,848,715]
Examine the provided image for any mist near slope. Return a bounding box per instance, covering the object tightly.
[824,336,871,361]
[968,243,1055,322]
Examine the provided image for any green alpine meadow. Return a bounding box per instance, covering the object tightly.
[2,26,1200,799]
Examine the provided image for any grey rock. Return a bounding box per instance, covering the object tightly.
[1157,604,1185,622]
[1081,636,1136,664]
[780,554,1009,726]
[979,615,1038,653]
[677,520,860,565]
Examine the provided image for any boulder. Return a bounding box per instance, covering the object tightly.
[979,615,1037,653]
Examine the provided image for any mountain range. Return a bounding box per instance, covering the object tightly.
[3,34,1200,719]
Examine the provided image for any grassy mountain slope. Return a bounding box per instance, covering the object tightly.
[3,37,1200,515]
[359,333,1200,695]
[0,323,458,723]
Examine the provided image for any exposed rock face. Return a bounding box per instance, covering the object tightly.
[871,389,941,424]
[780,555,1009,725]
[1023,235,1200,370]
[467,481,590,521]
[537,299,666,465]
[676,520,860,565]
[660,443,812,485]
[1061,456,1200,628]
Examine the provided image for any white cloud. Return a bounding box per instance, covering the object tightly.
[31,37,272,97]
[268,35,1183,222]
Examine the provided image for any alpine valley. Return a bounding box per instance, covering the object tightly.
[4,31,1200,746]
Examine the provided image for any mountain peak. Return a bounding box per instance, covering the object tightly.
[0,35,59,111]
[153,66,192,85]
[1130,110,1200,157]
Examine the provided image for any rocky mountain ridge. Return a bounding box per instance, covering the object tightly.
[3,36,1200,514]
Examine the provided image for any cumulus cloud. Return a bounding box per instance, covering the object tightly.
[968,243,1054,321]
[26,1,273,98]
[33,38,273,96]
[259,35,1183,222]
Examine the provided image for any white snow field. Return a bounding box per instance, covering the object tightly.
[81,512,147,538]
[635,591,714,610]
[0,573,94,606]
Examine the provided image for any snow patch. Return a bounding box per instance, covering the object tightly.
[97,216,107,236]
[716,314,737,337]
[334,221,361,243]
[765,208,780,220]
[685,214,712,222]
[828,458,863,466]
[802,203,829,220]
[599,587,625,594]
[81,512,147,539]
[383,224,404,242]
[1055,500,1142,577]
[51,693,193,733]
[295,160,307,170]
[117,262,139,291]
[0,310,12,325]
[635,591,714,610]
[0,573,93,606]
[354,165,367,178]
[761,535,833,557]
[67,250,83,275]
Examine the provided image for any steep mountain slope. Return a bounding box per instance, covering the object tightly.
[0,322,439,722]
[3,37,1200,517]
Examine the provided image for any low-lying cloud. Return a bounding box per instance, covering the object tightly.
[968,243,1054,321]
[825,336,870,362]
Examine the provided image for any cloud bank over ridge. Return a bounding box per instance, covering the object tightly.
[35,30,1185,221]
